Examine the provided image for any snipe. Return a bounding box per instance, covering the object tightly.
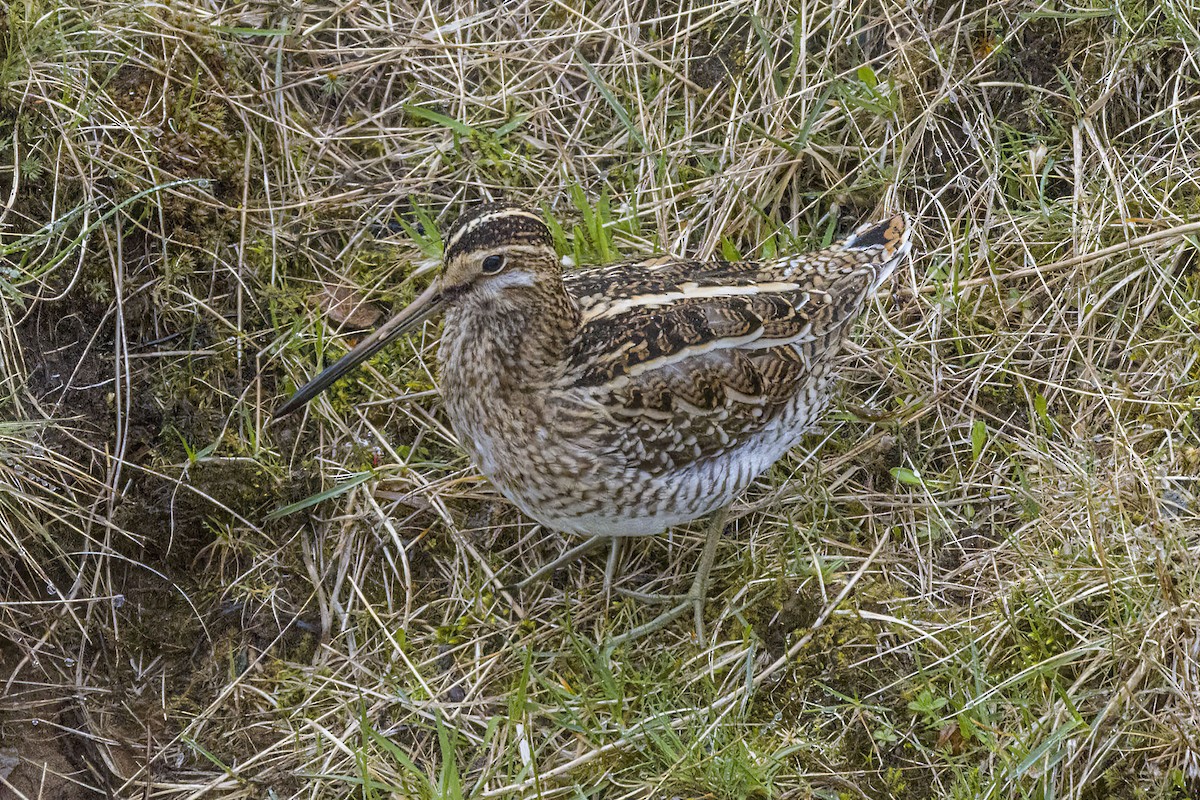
[277,204,913,640]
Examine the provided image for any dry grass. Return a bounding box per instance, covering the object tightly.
[2,0,1200,798]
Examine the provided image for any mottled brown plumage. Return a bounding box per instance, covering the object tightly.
[277,204,913,638]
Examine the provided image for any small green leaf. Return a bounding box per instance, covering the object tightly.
[720,237,742,261]
[540,202,569,254]
[891,467,924,487]
[574,49,647,151]
[1034,392,1055,434]
[266,470,374,520]
[402,104,475,136]
[1014,717,1082,776]
[435,713,462,798]
[493,112,530,138]
[971,419,987,461]
[760,233,777,260]
[393,204,443,259]
[857,65,878,89]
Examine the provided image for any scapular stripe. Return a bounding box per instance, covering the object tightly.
[581,280,806,322]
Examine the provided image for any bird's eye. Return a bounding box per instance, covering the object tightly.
[481,254,506,274]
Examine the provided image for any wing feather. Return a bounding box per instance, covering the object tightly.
[558,215,911,465]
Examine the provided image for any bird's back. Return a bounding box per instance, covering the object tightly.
[523,214,913,535]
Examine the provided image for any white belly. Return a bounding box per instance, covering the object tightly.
[526,431,796,536]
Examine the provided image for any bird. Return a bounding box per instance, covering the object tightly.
[276,203,913,640]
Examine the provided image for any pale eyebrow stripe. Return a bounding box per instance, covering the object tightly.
[581,281,805,322]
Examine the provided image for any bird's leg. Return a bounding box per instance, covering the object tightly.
[687,506,728,641]
[503,534,610,591]
[604,537,624,600]
[607,507,730,646]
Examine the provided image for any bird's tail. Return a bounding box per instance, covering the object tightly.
[843,213,914,292]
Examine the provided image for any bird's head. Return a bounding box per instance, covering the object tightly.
[439,204,559,301]
[275,203,558,417]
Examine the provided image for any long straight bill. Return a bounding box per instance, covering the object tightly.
[274,281,443,417]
